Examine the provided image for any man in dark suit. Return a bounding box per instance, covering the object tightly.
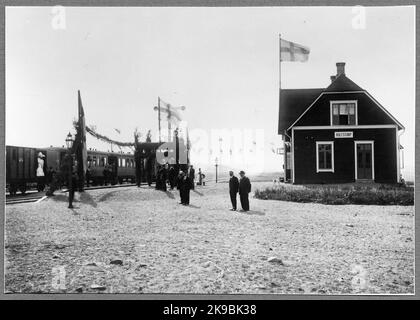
[188,165,195,190]
[145,154,153,187]
[238,170,251,211]
[228,171,239,211]
[178,171,192,205]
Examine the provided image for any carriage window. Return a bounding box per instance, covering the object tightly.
[331,102,357,125]
[316,142,334,173]
[122,158,126,167]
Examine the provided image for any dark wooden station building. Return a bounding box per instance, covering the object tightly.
[279,62,404,184]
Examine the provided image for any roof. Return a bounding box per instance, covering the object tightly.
[324,73,364,92]
[278,88,323,133]
[279,72,404,133]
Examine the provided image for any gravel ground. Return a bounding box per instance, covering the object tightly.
[5,181,414,295]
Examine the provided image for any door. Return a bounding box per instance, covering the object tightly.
[356,142,373,180]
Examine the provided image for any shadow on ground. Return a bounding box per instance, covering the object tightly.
[165,191,175,199]
[49,192,98,208]
[80,192,98,208]
[241,210,265,216]
[98,191,118,202]
[192,190,204,196]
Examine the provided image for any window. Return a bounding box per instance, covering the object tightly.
[331,101,357,125]
[316,142,334,172]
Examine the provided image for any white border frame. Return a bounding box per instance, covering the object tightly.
[330,100,358,126]
[316,141,334,173]
[354,140,375,181]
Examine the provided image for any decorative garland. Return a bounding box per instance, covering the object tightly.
[86,125,136,147]
[73,120,136,147]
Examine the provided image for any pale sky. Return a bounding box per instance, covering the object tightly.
[5,6,415,178]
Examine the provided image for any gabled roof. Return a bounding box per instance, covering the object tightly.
[324,73,364,92]
[279,72,404,133]
[278,88,323,133]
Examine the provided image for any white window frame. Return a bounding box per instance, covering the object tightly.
[316,141,334,173]
[330,100,358,126]
[354,140,375,181]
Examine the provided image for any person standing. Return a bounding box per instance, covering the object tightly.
[36,152,46,192]
[145,154,153,187]
[68,169,78,209]
[177,170,185,204]
[197,168,203,185]
[228,171,239,211]
[135,150,142,187]
[85,166,91,188]
[103,165,109,186]
[188,165,195,190]
[168,166,176,190]
[155,165,162,190]
[238,170,251,211]
[180,171,192,205]
[161,164,168,192]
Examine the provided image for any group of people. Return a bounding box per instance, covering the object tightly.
[228,170,251,212]
[154,164,252,211]
[154,164,197,206]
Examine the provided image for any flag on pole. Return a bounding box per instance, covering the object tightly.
[158,98,184,124]
[280,38,310,62]
[77,90,88,175]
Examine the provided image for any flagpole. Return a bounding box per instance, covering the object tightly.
[279,34,282,90]
[167,104,171,142]
[279,33,287,182]
[158,97,161,143]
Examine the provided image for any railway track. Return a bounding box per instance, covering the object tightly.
[5,183,141,205]
[6,194,46,205]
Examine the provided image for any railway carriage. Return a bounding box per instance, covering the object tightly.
[5,142,169,194]
[6,145,48,195]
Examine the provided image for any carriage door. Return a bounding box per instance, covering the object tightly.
[108,155,118,180]
[355,142,374,180]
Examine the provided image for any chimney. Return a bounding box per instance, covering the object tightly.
[336,62,345,76]
[330,75,336,83]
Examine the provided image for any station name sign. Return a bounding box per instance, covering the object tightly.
[334,131,353,138]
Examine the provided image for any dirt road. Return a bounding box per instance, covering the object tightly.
[5,181,414,294]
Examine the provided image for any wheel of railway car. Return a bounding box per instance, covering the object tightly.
[19,184,27,195]
[9,184,18,196]
[118,178,123,185]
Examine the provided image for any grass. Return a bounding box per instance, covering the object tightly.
[254,183,414,206]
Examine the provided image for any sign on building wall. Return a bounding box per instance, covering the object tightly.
[334,131,353,138]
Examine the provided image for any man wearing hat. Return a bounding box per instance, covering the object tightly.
[238,170,251,211]
[228,170,239,211]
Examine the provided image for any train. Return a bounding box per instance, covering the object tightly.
[5,142,183,195]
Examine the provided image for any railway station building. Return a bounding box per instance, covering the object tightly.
[278,62,404,184]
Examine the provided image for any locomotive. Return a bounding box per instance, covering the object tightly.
[5,142,172,195]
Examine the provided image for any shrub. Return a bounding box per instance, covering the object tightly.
[254,184,414,206]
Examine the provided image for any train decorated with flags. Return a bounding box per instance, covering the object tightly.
[6,91,190,195]
[5,141,189,195]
